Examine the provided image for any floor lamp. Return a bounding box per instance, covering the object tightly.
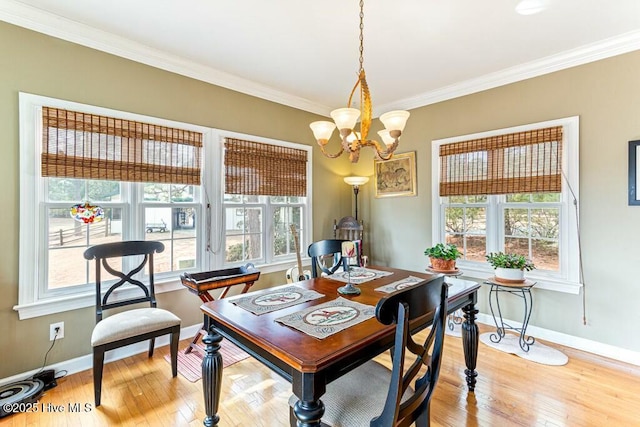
[344,176,369,220]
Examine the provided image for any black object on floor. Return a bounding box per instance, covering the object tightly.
[32,369,57,390]
[0,378,45,418]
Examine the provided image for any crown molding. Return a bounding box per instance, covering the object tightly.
[378,29,640,113]
[0,0,331,116]
[2,0,639,117]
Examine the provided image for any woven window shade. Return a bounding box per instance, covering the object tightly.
[224,138,308,197]
[439,126,563,196]
[41,107,202,185]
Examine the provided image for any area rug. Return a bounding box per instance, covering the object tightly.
[165,340,250,382]
[480,332,568,366]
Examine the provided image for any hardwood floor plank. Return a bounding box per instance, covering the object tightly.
[2,328,639,426]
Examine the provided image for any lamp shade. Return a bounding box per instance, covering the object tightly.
[310,121,337,140]
[331,108,361,130]
[344,176,370,186]
[380,110,410,132]
[346,131,361,143]
[377,129,396,146]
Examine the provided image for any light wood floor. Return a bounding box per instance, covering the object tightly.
[4,325,640,426]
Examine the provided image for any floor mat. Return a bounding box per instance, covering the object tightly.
[480,332,568,366]
[165,340,250,382]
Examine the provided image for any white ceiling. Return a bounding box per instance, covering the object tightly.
[2,0,640,116]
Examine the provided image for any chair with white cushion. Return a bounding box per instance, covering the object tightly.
[84,240,181,407]
[289,275,448,426]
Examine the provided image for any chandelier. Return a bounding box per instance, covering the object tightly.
[309,0,410,163]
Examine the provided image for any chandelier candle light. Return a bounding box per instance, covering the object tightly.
[309,0,410,163]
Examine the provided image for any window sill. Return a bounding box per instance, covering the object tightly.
[13,261,301,319]
[458,264,583,294]
[13,278,186,320]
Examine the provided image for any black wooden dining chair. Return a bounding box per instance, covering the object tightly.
[84,240,181,407]
[307,239,348,278]
[289,275,448,427]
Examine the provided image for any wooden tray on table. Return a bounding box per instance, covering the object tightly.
[180,263,261,354]
[180,263,261,296]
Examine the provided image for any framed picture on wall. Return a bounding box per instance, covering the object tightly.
[374,151,417,198]
[629,140,640,205]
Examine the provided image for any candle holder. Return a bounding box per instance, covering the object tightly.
[338,242,361,295]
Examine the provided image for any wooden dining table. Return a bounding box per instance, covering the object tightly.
[199,265,481,427]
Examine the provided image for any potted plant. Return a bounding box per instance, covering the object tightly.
[424,243,461,272]
[485,252,535,282]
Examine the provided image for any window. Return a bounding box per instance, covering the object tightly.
[17,94,207,319]
[45,180,200,291]
[17,93,312,319]
[222,137,310,266]
[431,117,581,293]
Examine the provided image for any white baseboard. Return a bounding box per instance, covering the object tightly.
[475,313,640,366]
[3,315,639,388]
[0,324,202,387]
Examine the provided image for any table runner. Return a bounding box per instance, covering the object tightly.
[229,285,324,315]
[274,297,375,339]
[328,267,393,284]
[375,275,425,293]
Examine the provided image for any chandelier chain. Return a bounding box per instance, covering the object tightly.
[308,0,409,163]
[358,0,364,73]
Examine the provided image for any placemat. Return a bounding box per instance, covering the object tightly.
[274,297,375,339]
[375,275,425,293]
[229,285,324,315]
[328,267,393,284]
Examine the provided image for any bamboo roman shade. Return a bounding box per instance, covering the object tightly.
[439,126,563,196]
[224,138,308,197]
[41,107,202,185]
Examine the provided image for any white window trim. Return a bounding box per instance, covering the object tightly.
[431,116,582,294]
[16,93,311,320]
[17,93,212,319]
[209,129,313,269]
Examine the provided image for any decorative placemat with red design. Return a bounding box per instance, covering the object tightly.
[229,285,324,315]
[328,267,393,284]
[375,275,425,293]
[274,297,375,339]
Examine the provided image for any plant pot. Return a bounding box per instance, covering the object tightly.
[430,257,456,272]
[495,267,524,281]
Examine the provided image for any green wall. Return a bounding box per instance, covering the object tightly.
[3,19,640,379]
[0,21,353,378]
[364,50,640,353]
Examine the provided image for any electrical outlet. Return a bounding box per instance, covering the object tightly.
[49,321,64,341]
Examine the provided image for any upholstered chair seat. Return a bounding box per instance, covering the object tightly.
[84,240,181,407]
[91,308,180,347]
[288,359,414,426]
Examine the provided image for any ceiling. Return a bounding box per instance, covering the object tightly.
[2,0,640,116]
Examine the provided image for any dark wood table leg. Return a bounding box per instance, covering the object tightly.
[202,317,223,427]
[461,302,479,392]
[292,400,324,427]
[291,372,325,427]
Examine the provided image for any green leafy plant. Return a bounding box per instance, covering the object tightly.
[485,252,535,271]
[424,243,461,260]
